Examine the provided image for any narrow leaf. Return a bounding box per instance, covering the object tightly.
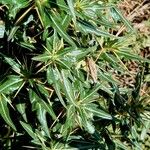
[49,14,76,47]
[78,19,116,38]
[82,84,102,102]
[47,67,67,108]
[61,70,77,106]
[0,94,16,131]
[0,75,23,94]
[37,104,50,137]
[20,121,38,140]
[32,53,51,62]
[117,50,150,63]
[3,55,21,74]
[111,7,133,31]
[16,103,27,122]
[85,105,112,120]
[38,99,57,120]
[66,0,76,24]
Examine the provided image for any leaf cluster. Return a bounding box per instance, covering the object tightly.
[0,0,150,149]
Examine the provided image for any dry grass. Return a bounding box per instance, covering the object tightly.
[114,0,150,94]
[117,0,150,35]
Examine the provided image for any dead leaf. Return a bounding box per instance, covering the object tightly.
[86,57,97,83]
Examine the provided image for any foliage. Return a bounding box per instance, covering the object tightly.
[0,0,150,149]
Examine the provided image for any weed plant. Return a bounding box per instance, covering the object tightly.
[0,0,150,149]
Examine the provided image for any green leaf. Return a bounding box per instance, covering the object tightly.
[79,108,95,134]
[36,84,50,98]
[0,21,5,38]
[2,55,21,74]
[84,104,112,120]
[0,75,24,94]
[66,0,76,24]
[60,104,75,136]
[132,72,143,101]
[20,121,38,140]
[49,13,76,47]
[61,70,77,106]
[57,0,68,11]
[7,26,19,41]
[101,53,125,72]
[38,99,57,120]
[98,70,118,84]
[19,41,36,51]
[59,46,96,62]
[85,121,95,134]
[29,89,57,120]
[78,19,116,38]
[61,14,72,30]
[32,53,51,62]
[111,7,133,31]
[1,0,29,18]
[0,94,16,131]
[35,130,47,148]
[37,104,50,138]
[81,84,102,102]
[35,0,51,27]
[116,50,150,63]
[16,103,27,122]
[52,30,61,51]
[141,121,150,140]
[47,67,67,108]
[115,139,128,150]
